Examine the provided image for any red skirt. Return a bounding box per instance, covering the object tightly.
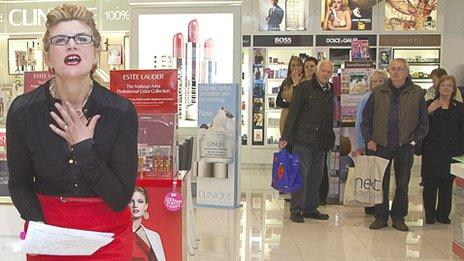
[27,194,133,261]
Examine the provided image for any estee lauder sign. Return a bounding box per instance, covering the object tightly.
[253,35,313,47]
[379,35,441,46]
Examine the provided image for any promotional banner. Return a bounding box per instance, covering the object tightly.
[258,0,309,31]
[23,71,53,94]
[196,83,240,207]
[378,48,392,69]
[384,0,438,31]
[138,13,234,127]
[321,0,375,31]
[130,183,182,261]
[110,70,178,113]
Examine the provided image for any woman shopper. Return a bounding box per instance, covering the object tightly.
[276,56,305,136]
[421,75,464,224]
[7,4,138,259]
[130,187,166,261]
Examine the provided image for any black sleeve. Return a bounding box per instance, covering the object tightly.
[276,81,290,108]
[414,95,429,142]
[361,94,375,143]
[72,102,138,212]
[281,83,306,142]
[7,101,44,221]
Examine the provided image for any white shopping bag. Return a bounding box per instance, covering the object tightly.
[343,167,363,207]
[353,155,390,205]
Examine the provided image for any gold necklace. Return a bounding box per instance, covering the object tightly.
[49,79,93,118]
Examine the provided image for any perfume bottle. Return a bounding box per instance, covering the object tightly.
[285,0,306,31]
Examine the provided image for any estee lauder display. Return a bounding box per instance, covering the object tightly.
[138,144,173,178]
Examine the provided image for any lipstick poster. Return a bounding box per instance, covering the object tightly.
[384,0,438,31]
[138,14,234,128]
[321,0,375,31]
[196,84,241,207]
[130,184,182,261]
[110,70,178,114]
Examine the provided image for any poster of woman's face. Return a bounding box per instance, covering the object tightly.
[321,0,375,31]
[258,0,309,31]
[385,0,438,31]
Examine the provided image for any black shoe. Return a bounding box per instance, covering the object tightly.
[419,181,424,187]
[319,200,327,206]
[290,213,304,223]
[369,219,388,230]
[437,217,451,224]
[364,207,375,215]
[392,220,409,232]
[302,209,329,220]
[284,198,291,203]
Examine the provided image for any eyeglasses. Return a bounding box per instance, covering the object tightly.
[49,33,94,46]
[388,67,407,72]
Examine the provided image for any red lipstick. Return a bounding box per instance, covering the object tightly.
[188,19,199,43]
[173,33,184,58]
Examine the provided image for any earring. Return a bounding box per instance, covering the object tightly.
[143,211,150,220]
[91,63,98,74]
[48,67,55,74]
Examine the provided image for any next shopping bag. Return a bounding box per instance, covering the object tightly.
[271,148,302,194]
[353,155,389,205]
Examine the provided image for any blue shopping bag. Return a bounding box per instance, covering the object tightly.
[271,148,302,193]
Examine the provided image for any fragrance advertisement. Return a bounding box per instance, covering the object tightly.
[321,0,375,31]
[138,14,234,127]
[197,83,240,207]
[257,0,309,31]
[384,0,438,31]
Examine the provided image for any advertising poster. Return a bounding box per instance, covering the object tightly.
[197,83,240,207]
[138,13,234,127]
[130,184,182,261]
[110,70,178,113]
[0,129,8,202]
[351,39,370,61]
[321,0,375,31]
[23,71,53,94]
[258,0,308,31]
[379,48,392,69]
[252,48,265,146]
[384,0,438,31]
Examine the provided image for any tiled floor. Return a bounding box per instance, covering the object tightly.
[0,165,459,260]
[190,164,459,261]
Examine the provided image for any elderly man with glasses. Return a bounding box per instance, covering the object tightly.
[361,58,429,231]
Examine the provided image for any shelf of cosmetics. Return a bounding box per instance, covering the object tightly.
[137,144,173,179]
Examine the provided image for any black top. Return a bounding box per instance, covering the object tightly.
[276,80,290,108]
[421,99,464,178]
[7,80,138,221]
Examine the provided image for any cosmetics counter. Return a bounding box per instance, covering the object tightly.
[450,163,464,259]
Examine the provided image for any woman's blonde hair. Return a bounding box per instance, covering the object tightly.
[43,4,101,51]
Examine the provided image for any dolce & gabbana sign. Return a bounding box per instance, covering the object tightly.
[316,35,377,47]
[253,35,313,47]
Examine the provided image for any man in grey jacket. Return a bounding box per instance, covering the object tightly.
[279,60,335,223]
[361,58,429,231]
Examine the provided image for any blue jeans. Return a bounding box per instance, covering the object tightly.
[367,144,414,222]
[290,145,325,214]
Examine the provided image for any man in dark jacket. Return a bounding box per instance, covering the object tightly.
[361,58,429,231]
[279,60,335,223]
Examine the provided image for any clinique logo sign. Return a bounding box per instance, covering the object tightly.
[198,190,232,201]
[8,9,48,27]
[274,37,292,45]
[207,141,225,147]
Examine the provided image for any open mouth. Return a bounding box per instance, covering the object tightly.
[64,54,81,65]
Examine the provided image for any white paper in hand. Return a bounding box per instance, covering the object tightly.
[8,221,114,256]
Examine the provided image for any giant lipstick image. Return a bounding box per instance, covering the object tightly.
[201,38,217,84]
[185,19,199,121]
[173,33,185,119]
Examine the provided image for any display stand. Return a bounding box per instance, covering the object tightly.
[110,69,186,261]
[450,163,464,259]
